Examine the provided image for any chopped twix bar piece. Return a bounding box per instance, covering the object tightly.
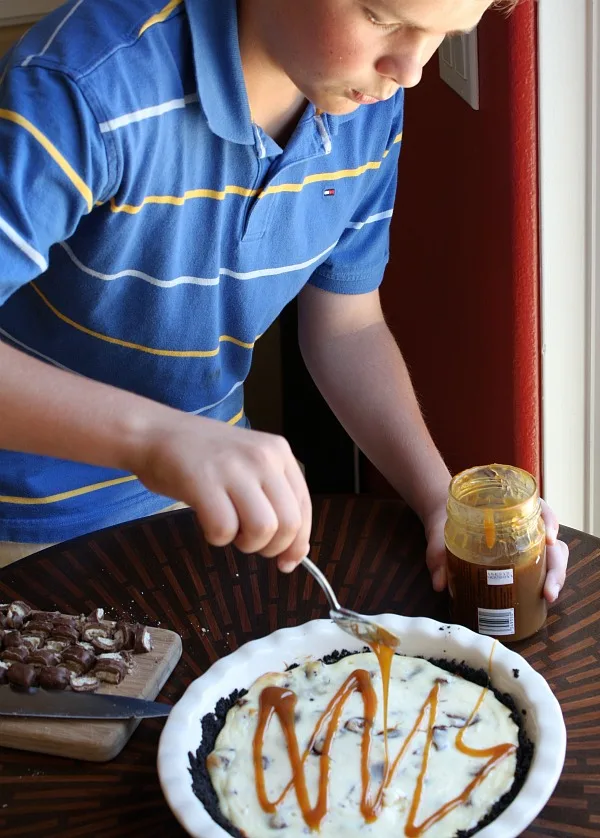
[134,625,153,653]
[39,665,71,690]
[51,624,80,643]
[94,656,128,685]
[61,646,96,675]
[2,645,29,663]
[29,648,62,668]
[7,662,38,689]
[92,635,122,653]
[70,673,100,692]
[114,622,136,651]
[82,622,112,642]
[6,601,31,629]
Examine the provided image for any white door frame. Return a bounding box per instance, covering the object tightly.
[538,0,598,532]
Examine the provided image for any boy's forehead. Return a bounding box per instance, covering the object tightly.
[365,0,493,33]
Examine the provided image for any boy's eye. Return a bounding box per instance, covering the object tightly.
[364,7,401,32]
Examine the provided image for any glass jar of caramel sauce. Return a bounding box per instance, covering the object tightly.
[445,464,547,643]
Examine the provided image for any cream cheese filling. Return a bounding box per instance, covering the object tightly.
[208,653,518,838]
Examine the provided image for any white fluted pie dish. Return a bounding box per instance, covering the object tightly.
[157,615,566,838]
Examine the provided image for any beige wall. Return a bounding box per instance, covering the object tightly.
[0,25,30,54]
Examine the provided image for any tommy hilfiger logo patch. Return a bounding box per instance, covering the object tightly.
[323,188,336,197]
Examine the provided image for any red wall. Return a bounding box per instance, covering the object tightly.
[364,1,540,493]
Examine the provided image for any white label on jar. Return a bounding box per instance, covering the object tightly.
[478,607,515,636]
[487,568,514,586]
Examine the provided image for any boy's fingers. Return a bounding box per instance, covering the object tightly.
[276,464,312,572]
[431,566,447,592]
[194,489,240,548]
[229,483,279,555]
[257,473,304,559]
[544,538,569,602]
[540,498,559,544]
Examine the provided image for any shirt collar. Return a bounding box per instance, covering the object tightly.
[184,0,359,146]
[185,0,254,145]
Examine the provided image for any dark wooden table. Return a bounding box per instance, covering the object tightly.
[0,496,598,837]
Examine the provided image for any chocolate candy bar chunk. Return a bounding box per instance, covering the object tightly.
[3,630,23,648]
[2,645,30,663]
[134,625,153,653]
[92,636,121,653]
[70,673,100,692]
[20,635,44,652]
[6,601,31,629]
[94,656,128,685]
[29,610,60,623]
[52,614,78,628]
[45,639,70,653]
[29,648,62,667]
[51,624,80,643]
[114,622,136,650]
[82,622,112,642]
[61,646,96,675]
[25,620,54,639]
[38,665,71,690]
[7,661,38,688]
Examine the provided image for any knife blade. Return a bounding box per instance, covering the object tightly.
[0,686,172,720]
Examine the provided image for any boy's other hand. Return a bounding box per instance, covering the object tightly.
[132,413,311,572]
[424,499,569,603]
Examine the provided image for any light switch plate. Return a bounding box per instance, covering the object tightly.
[439,29,480,111]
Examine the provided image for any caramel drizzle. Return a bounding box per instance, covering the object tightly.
[253,641,516,835]
[483,508,497,550]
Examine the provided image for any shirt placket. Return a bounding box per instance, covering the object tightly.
[241,113,333,243]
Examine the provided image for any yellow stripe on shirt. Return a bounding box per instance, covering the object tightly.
[260,161,383,198]
[30,282,256,356]
[382,131,403,158]
[0,474,138,505]
[0,109,93,212]
[109,133,404,215]
[110,184,259,215]
[139,0,184,36]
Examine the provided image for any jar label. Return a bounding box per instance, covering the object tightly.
[486,568,514,586]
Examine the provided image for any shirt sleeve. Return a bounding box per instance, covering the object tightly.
[309,98,404,296]
[0,64,111,305]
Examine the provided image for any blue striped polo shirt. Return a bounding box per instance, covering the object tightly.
[0,0,404,543]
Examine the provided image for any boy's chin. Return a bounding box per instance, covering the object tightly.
[310,92,361,116]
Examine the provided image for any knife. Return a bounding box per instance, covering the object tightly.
[0,686,172,720]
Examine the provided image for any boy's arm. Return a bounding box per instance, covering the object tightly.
[298,284,569,600]
[0,61,309,568]
[0,340,311,567]
[298,283,450,544]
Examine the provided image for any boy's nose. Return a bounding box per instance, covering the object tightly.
[375,35,445,90]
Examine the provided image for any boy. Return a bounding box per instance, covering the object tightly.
[0,0,567,598]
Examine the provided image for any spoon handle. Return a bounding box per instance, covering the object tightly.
[301,557,342,614]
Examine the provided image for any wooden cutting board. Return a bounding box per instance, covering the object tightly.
[0,626,182,762]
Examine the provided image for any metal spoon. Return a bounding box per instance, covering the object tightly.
[301,557,400,649]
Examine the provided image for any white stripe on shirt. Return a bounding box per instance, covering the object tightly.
[191,380,244,415]
[0,327,78,373]
[99,93,199,133]
[22,0,86,68]
[346,209,394,230]
[0,214,47,272]
[60,240,338,288]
